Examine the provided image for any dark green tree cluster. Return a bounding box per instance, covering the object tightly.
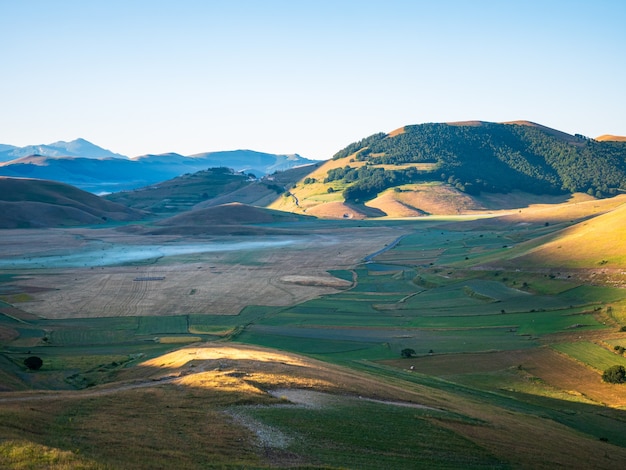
[24,356,43,370]
[328,122,626,200]
[332,132,386,160]
[602,365,626,384]
[400,348,416,358]
[325,165,438,201]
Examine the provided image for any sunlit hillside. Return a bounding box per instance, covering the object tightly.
[508,200,626,269]
[596,135,626,142]
[268,121,626,219]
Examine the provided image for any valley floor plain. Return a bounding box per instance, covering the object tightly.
[1,206,626,469]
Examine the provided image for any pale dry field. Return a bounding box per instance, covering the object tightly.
[0,225,406,319]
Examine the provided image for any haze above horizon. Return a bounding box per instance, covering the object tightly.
[2,0,625,160]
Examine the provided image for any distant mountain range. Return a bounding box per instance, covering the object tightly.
[0,138,128,161]
[0,139,316,194]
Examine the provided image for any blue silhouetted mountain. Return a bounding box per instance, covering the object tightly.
[0,141,316,194]
[0,138,128,161]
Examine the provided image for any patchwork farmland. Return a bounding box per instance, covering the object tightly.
[1,201,626,468]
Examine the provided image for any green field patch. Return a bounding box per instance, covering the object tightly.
[413,272,454,288]
[327,269,354,282]
[461,279,528,301]
[374,252,443,265]
[135,315,189,335]
[287,297,392,316]
[40,317,140,347]
[189,313,251,329]
[552,341,626,372]
[473,271,581,296]
[260,311,411,328]
[350,270,415,294]
[242,324,538,358]
[605,299,626,325]
[405,307,604,336]
[14,326,46,338]
[603,339,626,360]
[44,354,131,371]
[401,283,494,312]
[557,285,626,305]
[399,280,597,318]
[365,263,408,272]
[236,330,381,356]
[46,316,139,331]
[50,328,134,346]
[188,325,236,336]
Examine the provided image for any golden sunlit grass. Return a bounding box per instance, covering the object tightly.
[122,343,442,405]
[499,193,626,223]
[512,200,626,268]
[0,342,447,469]
[304,201,368,219]
[596,134,626,142]
[138,344,311,371]
[376,183,483,216]
[157,336,202,344]
[387,126,406,137]
[365,190,425,217]
[3,341,626,468]
[0,440,102,470]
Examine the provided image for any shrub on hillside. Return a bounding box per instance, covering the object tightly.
[24,356,43,370]
[400,348,416,358]
[602,365,626,384]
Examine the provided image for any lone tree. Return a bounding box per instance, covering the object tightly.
[24,356,43,370]
[602,365,626,384]
[401,348,416,358]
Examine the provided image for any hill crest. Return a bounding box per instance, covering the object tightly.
[0,177,143,228]
[274,120,626,218]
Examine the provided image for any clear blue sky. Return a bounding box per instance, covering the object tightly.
[2,0,625,159]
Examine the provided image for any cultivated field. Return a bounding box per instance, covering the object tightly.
[0,223,405,318]
[2,195,626,469]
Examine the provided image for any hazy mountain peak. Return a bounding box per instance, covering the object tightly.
[0,138,128,162]
[47,138,128,159]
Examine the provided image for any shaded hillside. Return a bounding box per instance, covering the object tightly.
[330,121,626,201]
[194,163,321,209]
[105,167,251,214]
[0,177,144,228]
[0,155,147,194]
[146,202,314,235]
[106,165,316,215]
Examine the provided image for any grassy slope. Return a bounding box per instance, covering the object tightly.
[2,343,626,469]
[267,152,486,218]
[266,149,618,220]
[460,196,626,269]
[0,177,143,228]
[509,201,626,268]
